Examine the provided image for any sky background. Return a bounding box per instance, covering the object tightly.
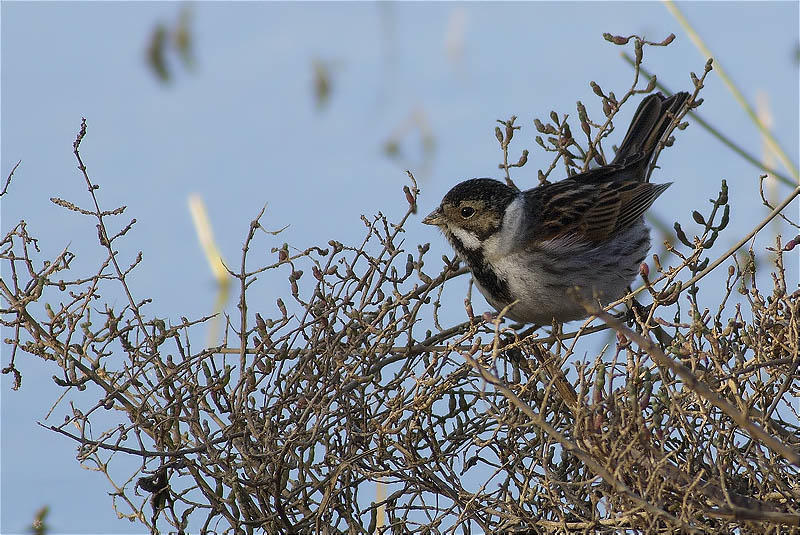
[2,2,798,533]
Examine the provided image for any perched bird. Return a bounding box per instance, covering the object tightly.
[423,92,690,324]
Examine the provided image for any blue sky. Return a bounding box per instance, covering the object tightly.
[2,2,798,533]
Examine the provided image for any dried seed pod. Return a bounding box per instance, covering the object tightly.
[561,123,572,141]
[718,204,730,230]
[652,253,662,272]
[255,313,267,336]
[403,185,415,208]
[593,363,605,404]
[576,100,588,121]
[674,222,692,247]
[405,254,414,278]
[656,282,681,306]
[703,230,719,249]
[602,33,630,45]
[580,119,591,137]
[602,99,612,117]
[718,180,728,204]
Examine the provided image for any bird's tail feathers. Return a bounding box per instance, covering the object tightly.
[612,91,690,177]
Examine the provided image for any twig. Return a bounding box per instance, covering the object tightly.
[46,423,245,458]
[462,350,701,534]
[678,185,800,291]
[1,160,20,196]
[596,310,800,466]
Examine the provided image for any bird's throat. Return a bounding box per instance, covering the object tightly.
[446,231,511,305]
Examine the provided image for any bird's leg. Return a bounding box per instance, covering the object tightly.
[626,293,674,349]
[614,286,638,322]
[496,322,544,376]
[500,334,525,384]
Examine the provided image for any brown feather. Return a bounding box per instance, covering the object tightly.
[524,180,671,245]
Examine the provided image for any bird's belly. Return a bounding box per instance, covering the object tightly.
[481,254,605,323]
[477,227,650,323]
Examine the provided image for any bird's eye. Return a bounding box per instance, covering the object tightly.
[460,206,475,219]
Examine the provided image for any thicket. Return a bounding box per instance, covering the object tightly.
[3,34,798,534]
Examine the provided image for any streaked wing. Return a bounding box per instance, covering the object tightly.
[522,179,671,245]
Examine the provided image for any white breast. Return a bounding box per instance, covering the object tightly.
[480,195,525,261]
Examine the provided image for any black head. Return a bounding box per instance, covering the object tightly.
[422,178,516,241]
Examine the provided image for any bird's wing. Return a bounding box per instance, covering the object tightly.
[521,179,671,245]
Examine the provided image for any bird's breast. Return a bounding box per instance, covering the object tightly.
[482,195,526,261]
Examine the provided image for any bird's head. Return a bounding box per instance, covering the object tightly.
[423,178,517,251]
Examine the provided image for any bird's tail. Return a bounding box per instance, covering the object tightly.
[612,91,690,179]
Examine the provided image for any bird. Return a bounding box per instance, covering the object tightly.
[422,91,690,324]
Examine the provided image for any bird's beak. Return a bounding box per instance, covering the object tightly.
[422,207,443,226]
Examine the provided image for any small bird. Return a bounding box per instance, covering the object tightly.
[423,92,690,324]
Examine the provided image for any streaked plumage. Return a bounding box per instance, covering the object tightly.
[423,92,690,323]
